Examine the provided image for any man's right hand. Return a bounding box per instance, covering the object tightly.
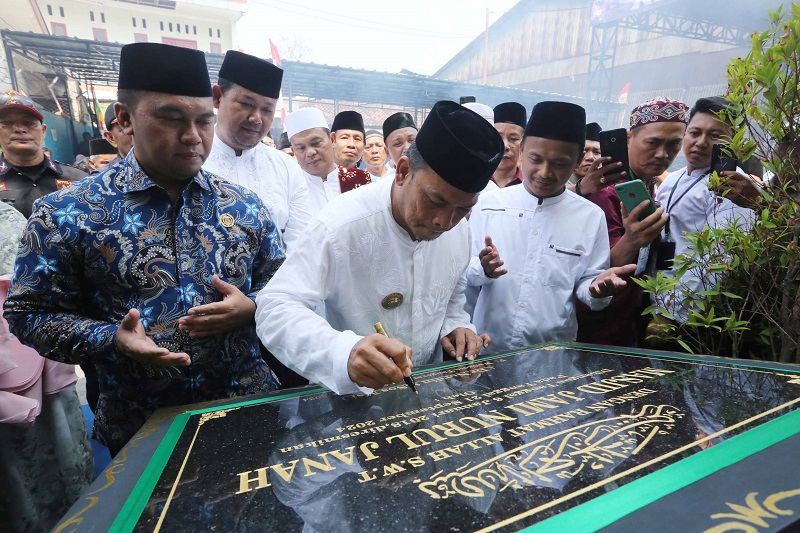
[479,236,508,278]
[579,157,628,196]
[621,200,668,249]
[116,309,191,367]
[347,334,413,390]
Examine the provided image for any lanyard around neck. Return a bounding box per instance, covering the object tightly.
[664,169,710,238]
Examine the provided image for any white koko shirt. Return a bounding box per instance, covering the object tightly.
[255,177,475,395]
[303,166,345,214]
[467,185,612,352]
[204,134,313,250]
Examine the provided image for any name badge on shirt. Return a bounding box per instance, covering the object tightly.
[381,292,404,309]
[55,179,72,190]
[220,213,236,228]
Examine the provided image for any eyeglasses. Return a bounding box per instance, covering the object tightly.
[0,119,41,129]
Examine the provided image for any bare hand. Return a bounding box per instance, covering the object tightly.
[579,157,628,196]
[441,328,491,362]
[116,308,191,367]
[479,236,507,278]
[713,171,761,208]
[178,275,256,337]
[589,264,637,298]
[347,334,413,390]
[621,201,668,249]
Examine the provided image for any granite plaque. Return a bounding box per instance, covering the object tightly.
[62,345,800,532]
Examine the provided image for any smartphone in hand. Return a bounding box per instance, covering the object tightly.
[710,143,739,173]
[599,128,630,176]
[615,179,657,221]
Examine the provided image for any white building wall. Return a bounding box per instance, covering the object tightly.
[35,0,242,53]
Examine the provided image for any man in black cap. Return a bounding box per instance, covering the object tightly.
[0,90,86,217]
[102,101,133,166]
[364,129,389,181]
[256,101,502,394]
[331,110,366,168]
[382,112,417,177]
[491,102,526,188]
[88,137,118,174]
[203,50,312,251]
[466,101,636,351]
[568,122,602,186]
[5,43,286,455]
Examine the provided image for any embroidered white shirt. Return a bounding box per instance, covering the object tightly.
[255,178,475,395]
[204,134,313,250]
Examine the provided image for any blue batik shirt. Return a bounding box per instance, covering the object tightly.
[4,150,286,451]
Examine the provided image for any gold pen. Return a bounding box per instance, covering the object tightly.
[374,322,418,394]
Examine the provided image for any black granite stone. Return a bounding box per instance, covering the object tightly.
[117,346,800,532]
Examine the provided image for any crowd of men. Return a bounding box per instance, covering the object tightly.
[0,41,772,530]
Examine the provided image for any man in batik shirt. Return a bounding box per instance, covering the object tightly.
[4,43,286,455]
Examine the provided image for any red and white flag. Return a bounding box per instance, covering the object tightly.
[618,82,631,104]
[269,39,282,67]
[268,39,287,124]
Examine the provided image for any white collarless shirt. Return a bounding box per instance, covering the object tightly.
[256,178,475,395]
[467,186,612,352]
[303,166,344,215]
[203,134,313,250]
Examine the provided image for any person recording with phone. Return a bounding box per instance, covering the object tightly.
[647,97,756,337]
[576,96,686,347]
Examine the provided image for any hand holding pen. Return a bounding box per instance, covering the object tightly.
[374,322,418,394]
[346,327,415,391]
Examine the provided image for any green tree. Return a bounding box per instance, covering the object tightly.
[637,4,800,363]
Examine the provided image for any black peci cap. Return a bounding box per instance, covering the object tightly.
[89,137,117,156]
[277,131,291,150]
[493,102,527,128]
[586,122,602,142]
[117,43,212,97]
[331,111,365,135]
[415,100,504,193]
[383,112,417,139]
[525,101,586,147]
[217,50,283,98]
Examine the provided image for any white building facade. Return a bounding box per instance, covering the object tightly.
[22,0,242,53]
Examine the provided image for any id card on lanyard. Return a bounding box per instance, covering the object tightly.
[657,170,710,270]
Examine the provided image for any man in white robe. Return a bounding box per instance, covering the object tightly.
[203,51,312,250]
[285,107,371,214]
[467,101,637,352]
[256,100,505,395]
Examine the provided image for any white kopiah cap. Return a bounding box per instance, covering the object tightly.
[285,107,329,139]
[462,102,494,123]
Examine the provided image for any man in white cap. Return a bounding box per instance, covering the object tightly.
[257,100,504,395]
[285,107,371,214]
[203,51,312,251]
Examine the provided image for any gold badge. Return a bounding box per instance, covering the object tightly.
[381,292,404,309]
[220,213,235,228]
